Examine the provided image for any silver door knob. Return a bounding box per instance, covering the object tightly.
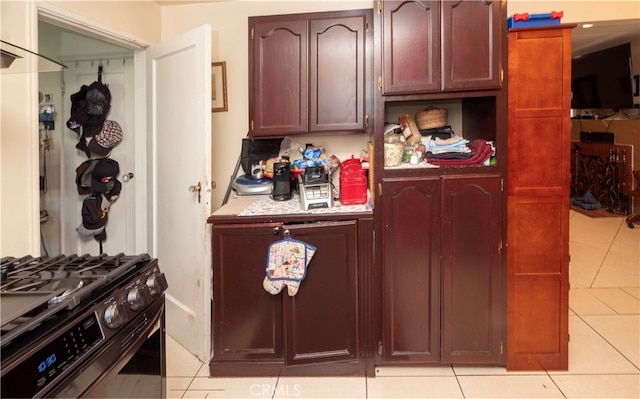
[122,172,134,182]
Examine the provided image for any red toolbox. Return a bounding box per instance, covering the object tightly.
[340,156,368,205]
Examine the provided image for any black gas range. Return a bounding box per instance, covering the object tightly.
[0,253,168,398]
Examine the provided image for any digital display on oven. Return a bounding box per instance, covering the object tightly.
[0,314,104,398]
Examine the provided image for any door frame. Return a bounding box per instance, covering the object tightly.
[38,2,152,254]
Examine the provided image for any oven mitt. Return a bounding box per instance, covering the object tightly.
[263,236,316,296]
[284,245,316,296]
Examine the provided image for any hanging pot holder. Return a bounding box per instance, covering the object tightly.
[263,231,316,296]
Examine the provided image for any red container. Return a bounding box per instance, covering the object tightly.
[340,157,367,205]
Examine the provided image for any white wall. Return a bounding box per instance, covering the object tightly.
[42,0,162,44]
[1,0,40,257]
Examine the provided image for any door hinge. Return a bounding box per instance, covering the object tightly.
[500,341,504,355]
[365,21,369,32]
[365,114,369,128]
[377,76,382,91]
[498,239,503,254]
[377,341,383,356]
[500,68,504,84]
[250,120,254,131]
[501,177,504,192]
[377,1,382,14]
[251,28,254,40]
[377,182,382,197]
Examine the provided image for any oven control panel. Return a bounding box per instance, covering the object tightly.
[1,313,104,399]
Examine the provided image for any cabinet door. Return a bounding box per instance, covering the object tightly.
[310,12,370,133]
[211,223,282,361]
[382,0,441,95]
[441,0,502,91]
[250,18,308,137]
[380,178,441,363]
[506,27,572,371]
[283,221,359,365]
[441,176,504,364]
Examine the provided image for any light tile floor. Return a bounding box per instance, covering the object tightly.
[166,211,640,398]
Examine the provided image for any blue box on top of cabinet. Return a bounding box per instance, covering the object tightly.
[507,11,563,29]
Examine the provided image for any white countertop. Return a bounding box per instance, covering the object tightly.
[212,194,372,217]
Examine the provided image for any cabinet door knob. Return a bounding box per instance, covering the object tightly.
[273,226,280,235]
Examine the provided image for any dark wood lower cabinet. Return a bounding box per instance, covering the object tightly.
[282,222,358,366]
[211,223,283,364]
[380,175,505,365]
[209,175,505,375]
[441,176,504,364]
[210,218,371,376]
[380,177,442,363]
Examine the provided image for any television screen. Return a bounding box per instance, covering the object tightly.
[571,43,633,110]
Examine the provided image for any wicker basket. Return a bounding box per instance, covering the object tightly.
[415,107,448,129]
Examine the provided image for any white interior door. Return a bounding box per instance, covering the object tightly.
[147,25,212,362]
[61,60,135,255]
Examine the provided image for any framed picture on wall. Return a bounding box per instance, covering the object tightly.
[211,61,228,112]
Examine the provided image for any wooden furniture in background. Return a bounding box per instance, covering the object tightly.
[507,25,574,371]
[571,142,634,214]
[626,170,640,228]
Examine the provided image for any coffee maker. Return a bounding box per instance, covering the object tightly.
[271,160,291,201]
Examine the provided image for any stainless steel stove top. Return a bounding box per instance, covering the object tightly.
[0,253,158,349]
[0,253,168,399]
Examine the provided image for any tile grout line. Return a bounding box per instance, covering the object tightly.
[451,365,467,399]
[546,370,568,399]
[573,312,640,372]
[585,217,626,288]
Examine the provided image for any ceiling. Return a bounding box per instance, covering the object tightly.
[144,2,640,57]
[572,19,640,57]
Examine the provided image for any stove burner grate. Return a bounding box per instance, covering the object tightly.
[0,253,150,349]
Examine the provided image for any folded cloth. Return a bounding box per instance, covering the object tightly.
[429,147,472,155]
[429,138,469,151]
[427,150,475,159]
[427,139,493,166]
[435,135,465,146]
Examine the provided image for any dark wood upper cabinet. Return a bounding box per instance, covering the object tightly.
[310,16,368,133]
[382,0,441,94]
[381,0,502,95]
[441,0,502,91]
[250,19,308,137]
[250,10,372,137]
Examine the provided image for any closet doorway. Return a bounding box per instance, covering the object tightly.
[38,21,136,257]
